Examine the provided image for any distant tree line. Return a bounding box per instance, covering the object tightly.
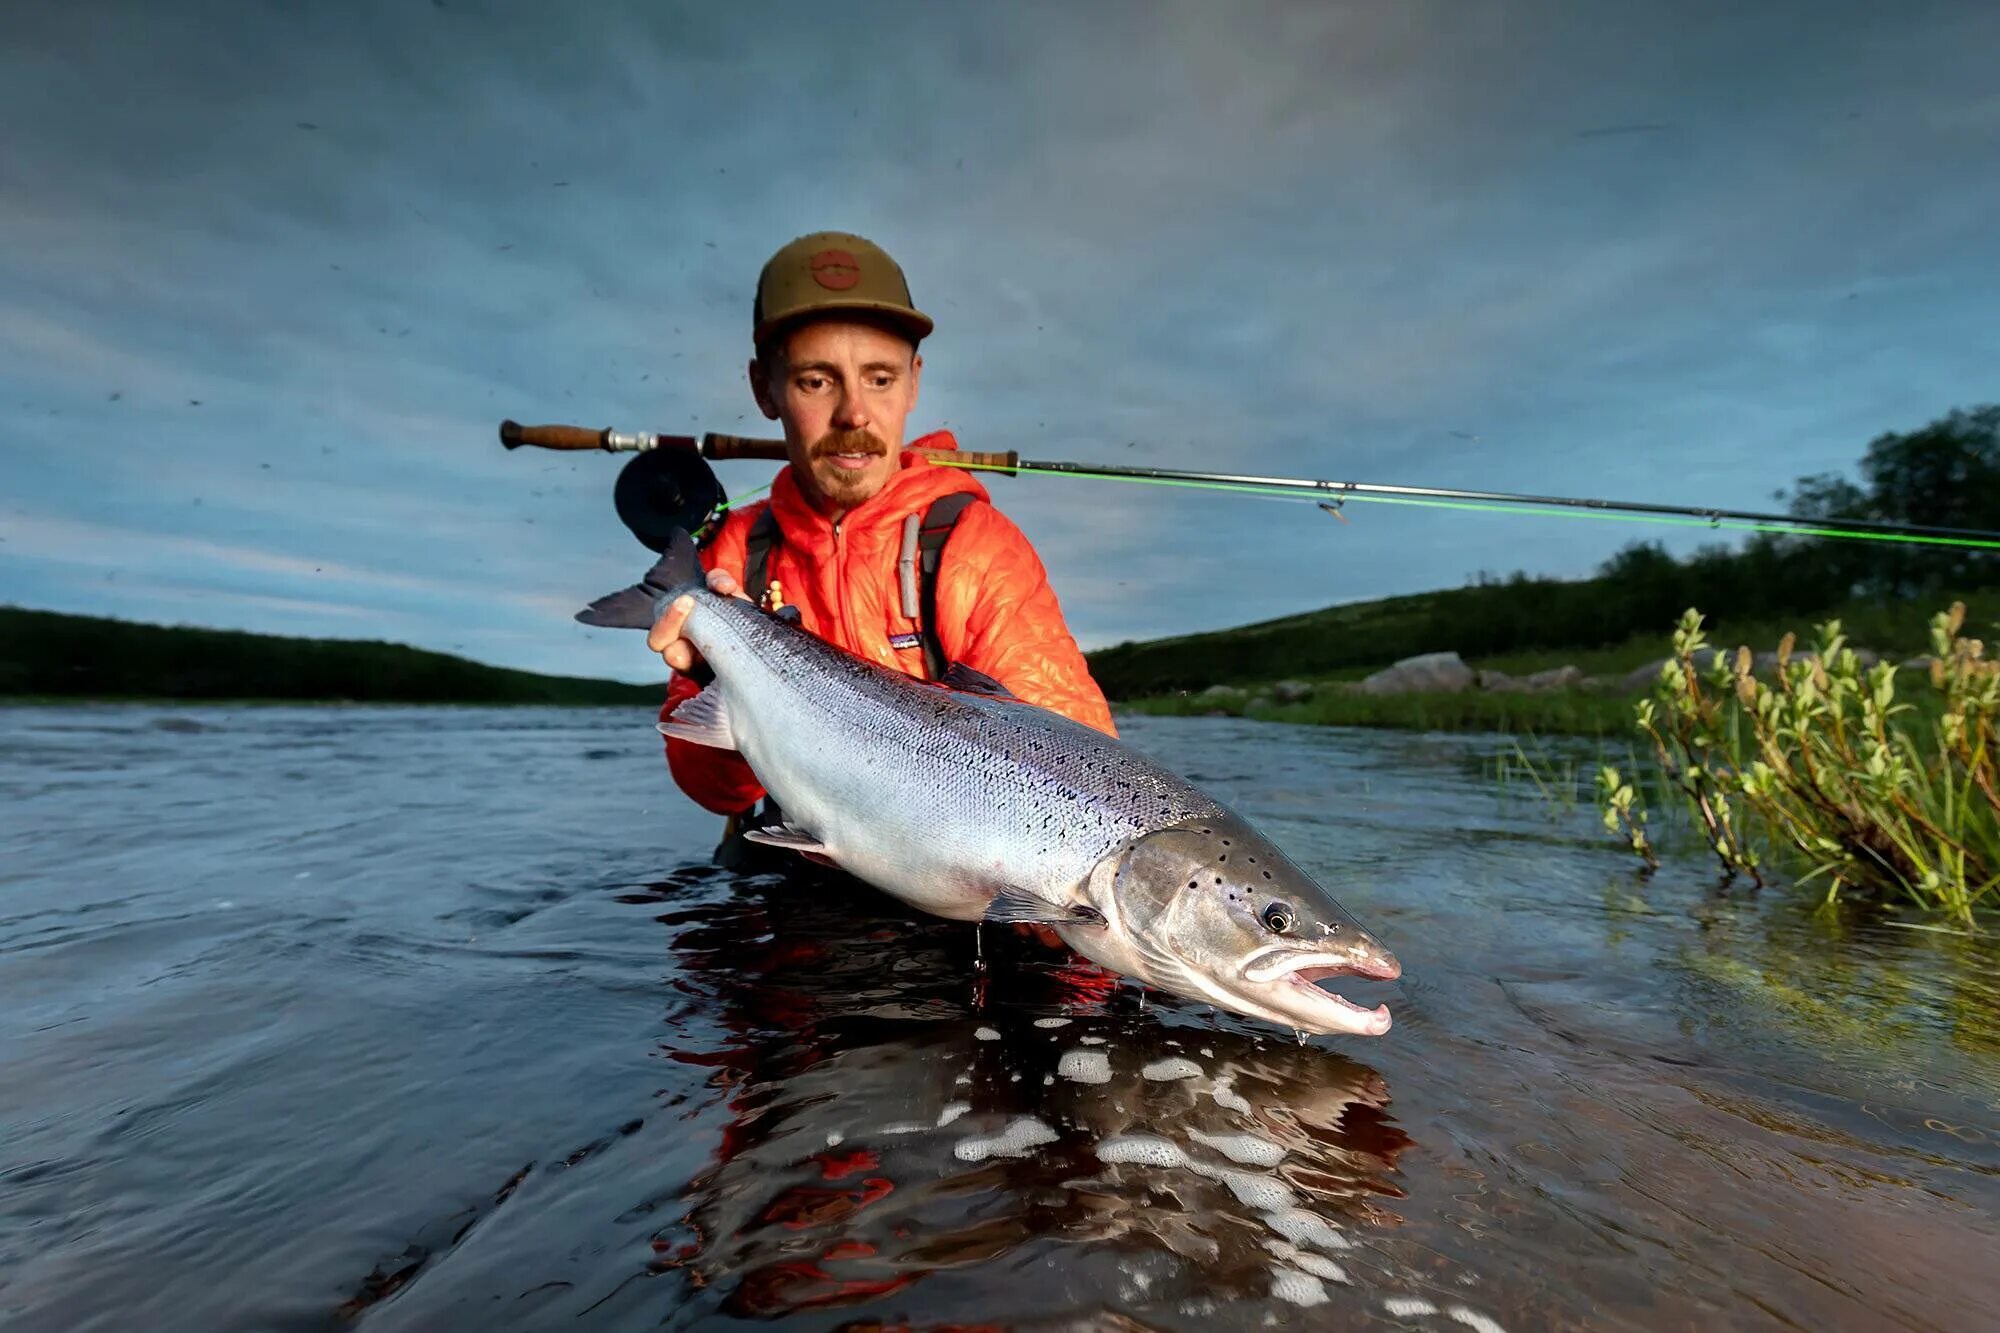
[1088,405,2000,698]
[0,608,667,705]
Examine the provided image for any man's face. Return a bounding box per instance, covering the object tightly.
[750,320,923,513]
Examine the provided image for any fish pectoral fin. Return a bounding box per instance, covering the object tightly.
[655,685,737,750]
[982,887,1103,927]
[741,823,830,855]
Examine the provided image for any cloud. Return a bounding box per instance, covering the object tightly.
[4,0,1998,682]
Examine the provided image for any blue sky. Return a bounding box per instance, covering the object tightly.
[3,1,1996,682]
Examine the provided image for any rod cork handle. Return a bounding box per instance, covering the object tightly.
[938,449,1019,475]
[701,433,790,461]
[499,420,609,451]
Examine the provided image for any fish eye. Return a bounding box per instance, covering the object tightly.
[1260,902,1295,934]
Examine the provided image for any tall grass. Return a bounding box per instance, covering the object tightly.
[1600,604,2000,926]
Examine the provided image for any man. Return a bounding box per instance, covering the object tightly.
[648,231,1115,846]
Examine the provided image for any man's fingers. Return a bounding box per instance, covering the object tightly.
[708,569,741,598]
[647,594,695,654]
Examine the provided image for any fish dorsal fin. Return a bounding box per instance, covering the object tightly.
[940,662,1016,700]
[741,823,829,854]
[655,686,736,750]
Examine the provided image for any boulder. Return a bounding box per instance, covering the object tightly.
[1199,683,1241,698]
[1358,651,1475,695]
[1622,658,1673,693]
[1522,664,1585,692]
[1269,679,1315,704]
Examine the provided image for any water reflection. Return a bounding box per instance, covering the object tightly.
[633,867,1412,1325]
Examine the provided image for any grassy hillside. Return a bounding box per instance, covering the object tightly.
[0,606,666,706]
[1085,575,2000,701]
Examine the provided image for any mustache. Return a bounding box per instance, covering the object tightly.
[809,429,890,461]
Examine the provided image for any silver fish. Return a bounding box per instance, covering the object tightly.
[578,530,1400,1036]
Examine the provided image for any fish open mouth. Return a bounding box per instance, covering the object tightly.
[1238,950,1399,1036]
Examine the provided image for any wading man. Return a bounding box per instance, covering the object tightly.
[648,231,1115,863]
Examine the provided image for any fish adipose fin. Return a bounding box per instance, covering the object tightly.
[741,823,830,855]
[655,686,736,750]
[982,886,1104,927]
[938,662,1016,700]
[575,528,704,630]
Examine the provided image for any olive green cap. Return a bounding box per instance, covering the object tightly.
[753,231,934,349]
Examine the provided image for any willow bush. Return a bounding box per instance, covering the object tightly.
[1599,603,2000,925]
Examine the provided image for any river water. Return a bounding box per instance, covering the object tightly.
[2,705,1996,1331]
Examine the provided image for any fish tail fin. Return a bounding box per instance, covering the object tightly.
[575,527,704,629]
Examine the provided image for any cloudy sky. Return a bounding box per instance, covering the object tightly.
[4,0,1996,682]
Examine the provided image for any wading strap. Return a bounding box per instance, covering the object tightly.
[917,493,976,681]
[738,493,975,681]
[743,506,782,609]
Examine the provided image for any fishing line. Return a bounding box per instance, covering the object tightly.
[929,458,2000,552]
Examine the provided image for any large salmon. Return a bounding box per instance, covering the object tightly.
[578,531,1399,1036]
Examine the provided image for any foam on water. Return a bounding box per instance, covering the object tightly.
[1386,1297,1438,1318]
[1263,1239,1349,1283]
[1095,1135,1190,1168]
[1211,1075,1253,1114]
[1033,1017,1071,1028]
[974,1026,1001,1041]
[935,1101,970,1128]
[1141,1056,1203,1081]
[1058,1049,1112,1084]
[1262,1208,1351,1252]
[1096,1135,1296,1210]
[1270,1268,1329,1307]
[825,1131,844,1146]
[1447,1307,1507,1333]
[953,1116,1059,1162]
[1079,1035,1107,1045]
[1213,1165,1297,1211]
[1189,1128,1287,1167]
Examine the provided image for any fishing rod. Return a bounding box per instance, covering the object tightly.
[498,419,2000,552]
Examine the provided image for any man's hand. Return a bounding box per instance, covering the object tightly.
[648,569,749,673]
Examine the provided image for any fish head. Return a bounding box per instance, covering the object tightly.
[1068,815,1400,1037]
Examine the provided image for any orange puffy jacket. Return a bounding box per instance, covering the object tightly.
[661,430,1117,815]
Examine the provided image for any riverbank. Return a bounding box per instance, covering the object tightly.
[0,606,665,706]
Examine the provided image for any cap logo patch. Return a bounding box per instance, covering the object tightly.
[809,249,862,291]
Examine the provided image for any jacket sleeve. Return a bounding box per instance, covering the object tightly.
[660,509,769,815]
[936,503,1119,737]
